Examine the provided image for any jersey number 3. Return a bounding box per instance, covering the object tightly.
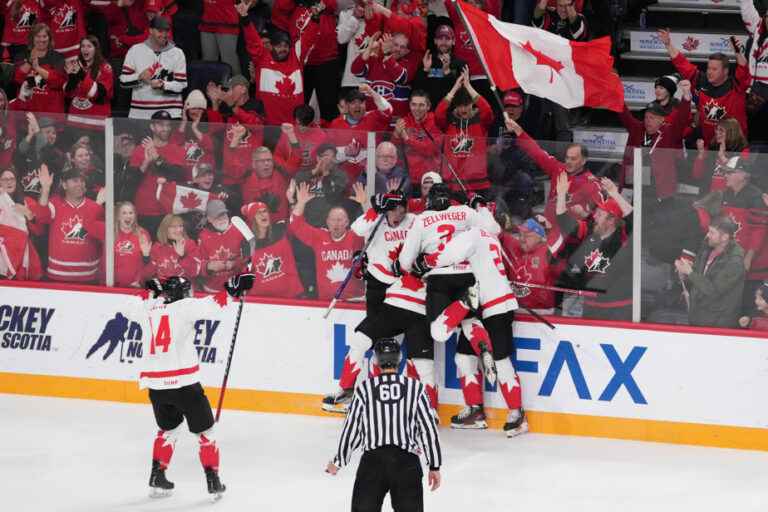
[377,383,402,403]
[150,315,172,354]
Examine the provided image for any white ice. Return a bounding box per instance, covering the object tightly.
[1,394,766,512]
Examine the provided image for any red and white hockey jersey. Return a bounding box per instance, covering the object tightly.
[136,293,231,390]
[128,140,188,217]
[169,129,215,182]
[66,61,114,128]
[197,224,246,293]
[384,272,427,315]
[148,240,202,281]
[41,196,104,282]
[351,207,416,285]
[249,236,305,298]
[399,204,499,276]
[114,227,150,287]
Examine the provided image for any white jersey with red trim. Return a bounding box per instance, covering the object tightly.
[430,227,518,318]
[351,208,416,285]
[384,272,427,315]
[135,293,230,390]
[399,205,499,277]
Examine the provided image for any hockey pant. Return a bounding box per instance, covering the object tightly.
[149,383,221,471]
[455,312,521,409]
[426,273,477,343]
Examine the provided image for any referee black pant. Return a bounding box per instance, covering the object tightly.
[351,446,423,512]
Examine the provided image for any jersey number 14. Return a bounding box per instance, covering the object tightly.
[150,315,172,354]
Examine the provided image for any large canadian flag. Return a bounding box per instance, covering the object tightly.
[456,0,624,112]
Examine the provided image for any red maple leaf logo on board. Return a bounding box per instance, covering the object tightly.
[180,191,202,210]
[521,41,564,83]
[276,75,295,97]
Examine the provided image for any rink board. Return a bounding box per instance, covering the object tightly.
[1,283,767,450]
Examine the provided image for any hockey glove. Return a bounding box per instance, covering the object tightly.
[352,250,369,279]
[467,192,489,210]
[411,253,434,278]
[391,259,403,278]
[145,278,163,298]
[225,272,255,297]
[372,191,405,213]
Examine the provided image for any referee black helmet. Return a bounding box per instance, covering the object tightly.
[374,338,401,370]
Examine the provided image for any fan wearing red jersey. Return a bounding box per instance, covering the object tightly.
[197,200,248,293]
[136,273,253,500]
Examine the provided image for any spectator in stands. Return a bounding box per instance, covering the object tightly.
[243,146,294,222]
[16,113,65,199]
[532,0,588,40]
[127,111,187,237]
[435,67,493,194]
[739,281,768,330]
[391,89,442,190]
[412,24,466,110]
[288,182,363,300]
[504,114,602,223]
[148,213,201,280]
[675,216,745,328]
[0,91,17,169]
[2,0,46,62]
[407,171,441,214]
[658,29,749,146]
[120,16,187,119]
[274,106,327,174]
[287,142,350,227]
[222,120,264,188]
[337,1,368,92]
[200,0,242,76]
[351,33,409,116]
[357,141,411,195]
[0,167,44,280]
[740,0,768,141]
[692,118,750,193]
[103,0,149,59]
[211,75,263,127]
[328,84,393,183]
[238,1,320,126]
[198,199,247,293]
[242,201,305,298]
[14,23,66,114]
[555,173,634,320]
[46,0,86,61]
[114,201,152,287]
[114,131,138,202]
[65,141,105,201]
[650,74,684,123]
[171,90,216,182]
[38,165,105,283]
[64,36,113,131]
[619,81,692,201]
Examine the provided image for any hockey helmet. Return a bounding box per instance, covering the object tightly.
[161,276,192,303]
[374,338,401,370]
[425,182,451,211]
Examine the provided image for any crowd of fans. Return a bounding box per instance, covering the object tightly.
[0,0,767,331]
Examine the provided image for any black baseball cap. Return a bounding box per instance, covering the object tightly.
[149,16,172,31]
[151,110,173,121]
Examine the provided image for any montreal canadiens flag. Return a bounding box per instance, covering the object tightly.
[456,0,624,112]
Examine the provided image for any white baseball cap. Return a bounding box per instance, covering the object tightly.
[421,171,443,185]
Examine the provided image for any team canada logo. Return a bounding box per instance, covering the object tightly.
[22,168,40,194]
[459,30,474,50]
[16,8,36,28]
[30,74,47,91]
[703,100,727,122]
[116,240,135,255]
[326,261,350,283]
[184,141,204,162]
[61,215,87,240]
[682,36,700,52]
[584,249,610,273]
[450,135,473,154]
[255,252,283,279]
[52,5,77,30]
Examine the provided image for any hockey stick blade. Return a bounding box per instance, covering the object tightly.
[231,216,256,257]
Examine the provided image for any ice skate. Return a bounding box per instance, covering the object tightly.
[148,460,174,498]
[205,467,226,501]
[503,408,529,438]
[450,405,487,429]
[321,388,354,413]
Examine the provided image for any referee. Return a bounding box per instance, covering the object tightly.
[326,338,442,512]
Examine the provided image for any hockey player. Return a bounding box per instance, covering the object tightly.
[419,226,527,436]
[138,272,254,500]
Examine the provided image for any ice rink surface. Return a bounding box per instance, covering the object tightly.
[1,394,766,512]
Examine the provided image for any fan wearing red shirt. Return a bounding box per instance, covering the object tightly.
[13,24,66,114]
[169,91,217,182]
[114,201,152,287]
[288,182,363,300]
[197,200,247,293]
[243,146,298,222]
[392,89,442,188]
[101,0,148,59]
[273,106,328,175]
[148,214,202,280]
[46,0,86,59]
[2,0,47,62]
[65,36,114,130]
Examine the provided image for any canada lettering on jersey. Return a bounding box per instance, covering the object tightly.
[422,211,467,228]
[322,249,354,262]
[384,230,408,242]
[0,305,55,351]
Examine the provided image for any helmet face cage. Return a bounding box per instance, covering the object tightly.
[161,276,192,303]
[426,183,451,211]
[374,338,401,370]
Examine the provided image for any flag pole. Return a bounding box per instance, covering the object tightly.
[450,0,508,115]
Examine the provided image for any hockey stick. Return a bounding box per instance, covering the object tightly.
[231,215,256,257]
[215,263,251,422]
[511,281,601,298]
[322,175,408,319]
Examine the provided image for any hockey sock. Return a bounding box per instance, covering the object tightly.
[338,332,372,390]
[455,354,483,406]
[152,427,179,470]
[496,358,522,410]
[460,318,494,356]
[198,429,220,471]
[408,358,438,409]
[431,300,470,342]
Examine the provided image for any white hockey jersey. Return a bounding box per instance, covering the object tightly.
[430,227,518,318]
[384,272,427,315]
[351,208,416,285]
[119,39,188,119]
[399,205,499,276]
[132,293,231,390]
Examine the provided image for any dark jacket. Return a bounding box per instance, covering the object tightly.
[686,240,745,328]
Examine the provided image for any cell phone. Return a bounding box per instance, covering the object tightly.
[730,36,742,53]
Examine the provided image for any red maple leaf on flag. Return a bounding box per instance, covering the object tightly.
[521,41,564,83]
[276,75,296,97]
[180,191,202,210]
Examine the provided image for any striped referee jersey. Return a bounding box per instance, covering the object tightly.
[333,373,442,470]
